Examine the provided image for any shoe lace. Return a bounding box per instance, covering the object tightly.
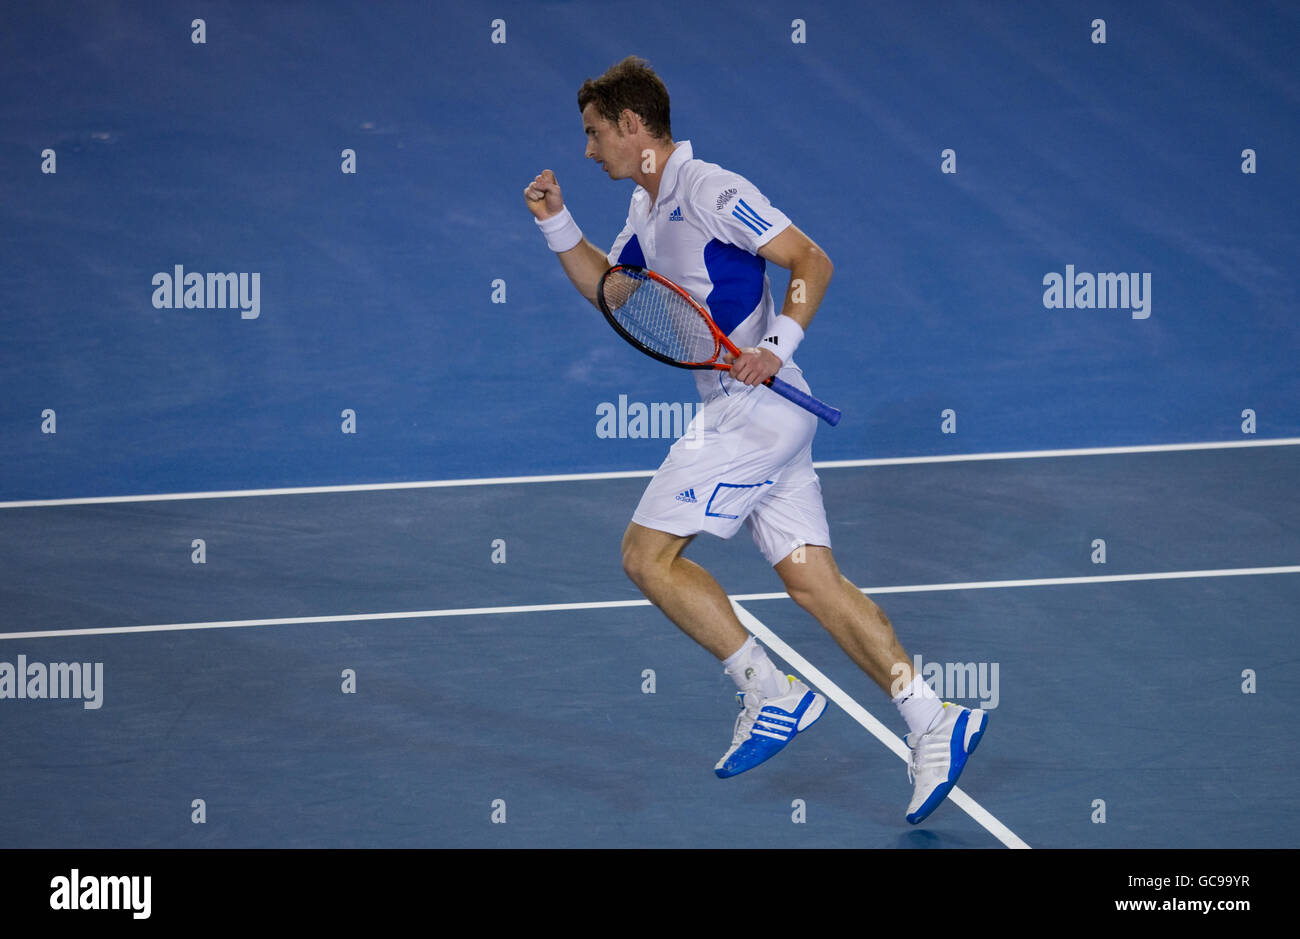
[907,732,946,784]
[729,696,762,745]
[907,705,953,783]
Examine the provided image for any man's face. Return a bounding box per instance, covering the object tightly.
[582,102,635,179]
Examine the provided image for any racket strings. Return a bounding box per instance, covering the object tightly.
[601,270,718,365]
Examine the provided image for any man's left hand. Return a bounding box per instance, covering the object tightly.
[724,347,782,386]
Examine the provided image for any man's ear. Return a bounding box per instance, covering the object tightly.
[618,108,641,136]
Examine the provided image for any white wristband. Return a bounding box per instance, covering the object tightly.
[535,206,583,253]
[757,315,805,364]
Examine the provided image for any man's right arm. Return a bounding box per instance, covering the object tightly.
[525,169,609,308]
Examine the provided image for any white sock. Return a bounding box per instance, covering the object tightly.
[893,675,943,737]
[722,636,788,699]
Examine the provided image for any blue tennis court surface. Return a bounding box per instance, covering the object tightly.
[3,446,1297,848]
[2,0,1297,854]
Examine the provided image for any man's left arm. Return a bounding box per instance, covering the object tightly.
[728,225,834,386]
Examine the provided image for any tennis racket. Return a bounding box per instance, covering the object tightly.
[596,264,842,426]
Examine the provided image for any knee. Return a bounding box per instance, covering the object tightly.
[785,580,823,615]
[778,548,839,612]
[780,565,826,613]
[621,543,649,586]
[621,532,664,589]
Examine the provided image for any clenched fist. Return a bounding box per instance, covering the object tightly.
[524,169,565,220]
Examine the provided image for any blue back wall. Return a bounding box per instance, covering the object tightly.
[2,0,1296,498]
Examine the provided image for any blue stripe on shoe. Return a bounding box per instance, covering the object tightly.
[964,711,988,757]
[946,709,972,779]
[715,690,825,778]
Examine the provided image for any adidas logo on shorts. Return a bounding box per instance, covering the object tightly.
[675,488,697,503]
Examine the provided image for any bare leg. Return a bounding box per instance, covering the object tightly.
[620,521,749,660]
[775,545,915,696]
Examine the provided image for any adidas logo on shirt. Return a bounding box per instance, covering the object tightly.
[675,488,697,503]
[731,198,771,236]
[668,206,683,221]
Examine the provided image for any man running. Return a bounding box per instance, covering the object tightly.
[524,56,985,824]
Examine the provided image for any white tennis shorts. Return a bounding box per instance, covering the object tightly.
[631,372,832,566]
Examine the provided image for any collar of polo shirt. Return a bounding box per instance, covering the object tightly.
[644,140,692,212]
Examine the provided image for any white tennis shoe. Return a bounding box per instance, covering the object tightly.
[905,702,988,824]
[714,675,826,778]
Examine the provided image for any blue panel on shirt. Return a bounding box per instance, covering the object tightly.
[703,239,765,336]
[617,234,646,268]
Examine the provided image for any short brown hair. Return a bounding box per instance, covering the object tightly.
[578,56,672,141]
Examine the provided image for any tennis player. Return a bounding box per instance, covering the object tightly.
[524,56,985,824]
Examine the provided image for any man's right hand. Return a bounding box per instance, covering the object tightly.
[524,169,565,220]
[525,167,607,309]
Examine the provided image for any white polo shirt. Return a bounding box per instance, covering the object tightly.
[605,141,800,403]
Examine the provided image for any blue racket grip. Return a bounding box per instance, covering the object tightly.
[765,376,842,426]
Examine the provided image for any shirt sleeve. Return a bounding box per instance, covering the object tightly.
[688,170,792,254]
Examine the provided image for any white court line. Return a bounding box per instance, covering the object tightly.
[0,470,659,509]
[730,564,1300,600]
[2,564,1295,642]
[2,436,1296,509]
[813,435,1300,470]
[730,599,1031,850]
[0,599,654,641]
[7,565,1295,846]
